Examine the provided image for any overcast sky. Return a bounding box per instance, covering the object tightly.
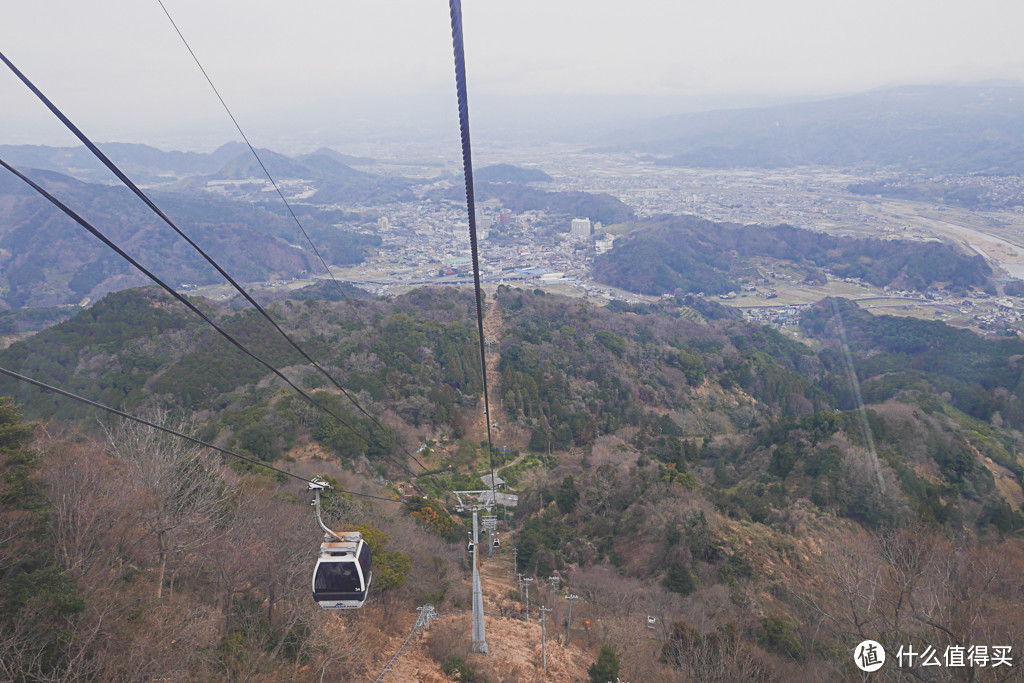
[2,0,1023,151]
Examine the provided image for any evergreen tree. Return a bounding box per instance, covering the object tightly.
[588,645,620,683]
[662,562,698,596]
[0,398,84,676]
[556,475,580,513]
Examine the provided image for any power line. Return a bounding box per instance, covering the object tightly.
[0,365,398,504]
[0,158,428,492]
[448,0,498,500]
[446,9,499,653]
[0,49,431,476]
[155,0,367,329]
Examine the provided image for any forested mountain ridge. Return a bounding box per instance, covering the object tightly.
[1,284,1022,680]
[3,284,1020,526]
[0,168,380,309]
[593,215,991,295]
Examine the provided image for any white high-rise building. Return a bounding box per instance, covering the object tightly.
[570,217,592,239]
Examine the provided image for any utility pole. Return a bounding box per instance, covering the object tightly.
[564,594,579,646]
[522,577,534,622]
[538,606,552,672]
[512,547,518,577]
[548,576,560,596]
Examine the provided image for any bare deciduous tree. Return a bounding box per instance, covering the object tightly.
[803,524,1024,682]
[662,621,771,683]
[104,412,225,599]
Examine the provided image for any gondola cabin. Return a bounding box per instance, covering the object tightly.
[312,531,372,609]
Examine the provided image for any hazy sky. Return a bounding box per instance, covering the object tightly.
[2,0,1023,150]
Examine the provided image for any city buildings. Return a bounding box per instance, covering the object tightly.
[570,217,592,239]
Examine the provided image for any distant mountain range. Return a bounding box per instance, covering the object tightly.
[0,167,380,309]
[190,147,412,204]
[475,164,552,184]
[0,142,377,185]
[0,142,411,309]
[598,84,1024,174]
[208,148,376,183]
[0,142,620,309]
[0,142,246,184]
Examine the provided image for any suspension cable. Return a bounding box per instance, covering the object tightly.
[0,49,430,475]
[155,0,367,328]
[448,0,498,500]
[0,158,430,492]
[0,365,399,503]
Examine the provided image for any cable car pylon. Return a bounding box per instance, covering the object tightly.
[455,490,491,653]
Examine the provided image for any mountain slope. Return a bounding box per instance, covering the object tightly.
[1,284,1023,680]
[592,215,991,295]
[601,84,1024,173]
[0,167,379,308]
[475,163,552,184]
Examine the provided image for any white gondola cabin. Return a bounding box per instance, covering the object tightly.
[312,531,373,609]
[308,476,372,610]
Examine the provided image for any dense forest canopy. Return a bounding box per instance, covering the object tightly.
[2,284,1020,532]
[2,283,1023,680]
